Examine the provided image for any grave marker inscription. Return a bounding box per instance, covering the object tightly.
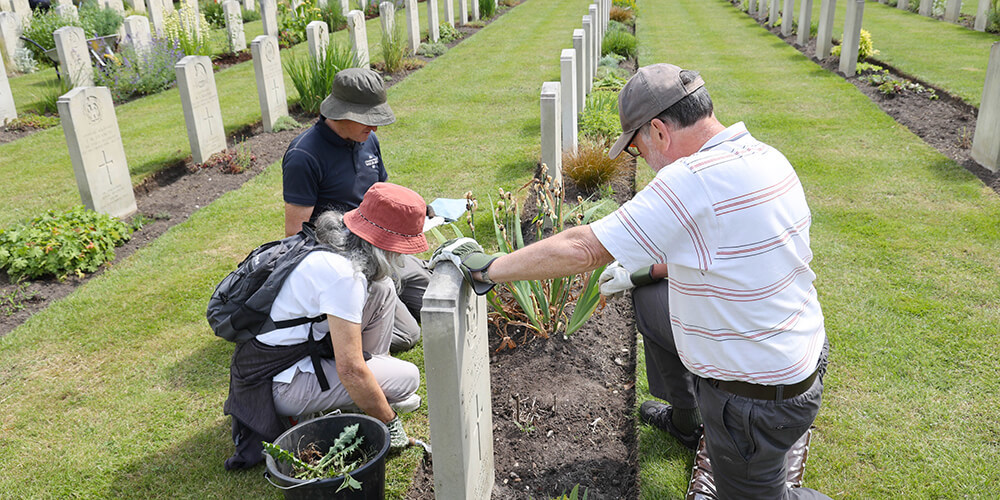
[347,10,369,68]
[306,20,329,64]
[224,0,247,53]
[53,26,94,88]
[251,35,289,132]
[176,55,227,164]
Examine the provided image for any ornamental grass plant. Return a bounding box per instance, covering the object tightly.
[563,139,629,192]
[284,42,359,113]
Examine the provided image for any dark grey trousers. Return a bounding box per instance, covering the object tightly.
[632,280,830,499]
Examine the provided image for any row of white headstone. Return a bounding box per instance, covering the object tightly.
[539,0,611,188]
[48,32,288,223]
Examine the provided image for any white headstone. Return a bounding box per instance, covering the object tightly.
[57,86,137,219]
[560,49,578,154]
[749,0,757,17]
[147,0,166,37]
[919,0,932,16]
[176,55,227,164]
[244,0,255,11]
[339,0,349,16]
[897,0,909,10]
[470,0,479,21]
[540,81,562,187]
[123,15,152,57]
[100,0,126,15]
[0,12,20,69]
[944,0,961,22]
[589,4,599,61]
[0,54,15,125]
[815,0,837,60]
[572,29,585,113]
[839,0,864,76]
[796,0,813,46]
[421,263,495,500]
[404,0,419,55]
[54,0,73,8]
[976,0,988,31]
[223,0,247,53]
[768,0,779,26]
[972,42,1000,173]
[781,0,794,35]
[9,0,29,25]
[379,1,394,40]
[260,0,278,37]
[444,0,454,27]
[347,10,368,68]
[427,0,439,43]
[757,0,767,19]
[459,0,468,25]
[306,20,329,64]
[582,15,593,94]
[55,4,79,20]
[127,0,146,14]
[251,35,288,132]
[53,26,94,88]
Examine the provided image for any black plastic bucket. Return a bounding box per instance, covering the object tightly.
[264,414,390,500]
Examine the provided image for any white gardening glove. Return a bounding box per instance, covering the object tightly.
[599,261,634,298]
[387,415,409,450]
[428,237,499,296]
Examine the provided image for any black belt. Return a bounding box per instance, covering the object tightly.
[708,367,819,401]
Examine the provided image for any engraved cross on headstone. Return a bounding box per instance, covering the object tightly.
[204,106,214,134]
[271,78,282,104]
[98,150,114,184]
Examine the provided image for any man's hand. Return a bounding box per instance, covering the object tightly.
[599,261,634,298]
[429,238,499,296]
[387,415,409,450]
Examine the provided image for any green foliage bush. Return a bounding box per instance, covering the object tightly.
[608,19,629,33]
[201,0,226,28]
[279,0,325,45]
[22,2,121,65]
[285,42,359,113]
[0,207,134,281]
[563,139,629,192]
[601,29,636,59]
[417,42,448,57]
[831,29,879,61]
[438,22,463,43]
[94,39,186,103]
[579,91,622,145]
[319,1,346,32]
[79,0,124,37]
[243,6,262,22]
[379,22,407,74]
[3,113,60,131]
[479,0,496,18]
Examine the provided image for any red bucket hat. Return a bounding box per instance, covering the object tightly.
[344,183,429,254]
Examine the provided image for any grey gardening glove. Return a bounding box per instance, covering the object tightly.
[428,238,499,296]
[599,262,662,298]
[387,415,409,450]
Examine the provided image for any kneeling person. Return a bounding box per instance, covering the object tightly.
[224,183,425,470]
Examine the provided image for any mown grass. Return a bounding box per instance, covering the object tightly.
[636,0,1000,497]
[793,0,998,106]
[0,0,596,496]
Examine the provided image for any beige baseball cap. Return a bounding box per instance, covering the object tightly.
[608,64,705,159]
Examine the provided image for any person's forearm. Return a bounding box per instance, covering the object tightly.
[338,366,395,422]
[482,225,613,283]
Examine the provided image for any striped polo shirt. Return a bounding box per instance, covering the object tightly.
[591,122,825,385]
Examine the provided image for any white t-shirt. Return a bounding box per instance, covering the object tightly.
[256,251,367,383]
[591,122,825,385]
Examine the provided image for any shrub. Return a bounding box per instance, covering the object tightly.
[13,47,38,73]
[417,41,447,57]
[201,0,226,28]
[21,9,82,64]
[612,0,638,14]
[379,21,407,74]
[79,0,124,37]
[602,29,636,59]
[285,42,359,113]
[579,90,621,145]
[319,1,346,32]
[0,206,134,281]
[3,113,61,131]
[243,6,261,22]
[479,0,496,19]
[598,53,624,67]
[164,5,213,55]
[608,19,629,33]
[592,72,628,91]
[831,29,879,61]
[272,115,303,132]
[438,22,462,43]
[608,5,634,23]
[563,139,629,192]
[94,38,186,103]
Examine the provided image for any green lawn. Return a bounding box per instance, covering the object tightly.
[0,0,598,497]
[636,0,1000,498]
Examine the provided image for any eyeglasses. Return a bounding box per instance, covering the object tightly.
[625,143,641,158]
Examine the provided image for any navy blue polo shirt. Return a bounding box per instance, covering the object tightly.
[282,118,388,219]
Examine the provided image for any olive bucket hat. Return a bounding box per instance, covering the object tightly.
[319,68,396,127]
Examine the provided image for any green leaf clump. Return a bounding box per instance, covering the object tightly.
[263,423,367,490]
[578,90,622,145]
[602,29,637,59]
[0,207,134,281]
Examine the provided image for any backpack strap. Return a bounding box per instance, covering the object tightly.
[307,333,332,392]
[272,314,327,330]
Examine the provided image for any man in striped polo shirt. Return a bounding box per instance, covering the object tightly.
[431,63,829,498]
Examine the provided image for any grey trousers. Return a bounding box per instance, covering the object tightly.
[632,279,831,499]
[390,255,430,353]
[271,277,420,417]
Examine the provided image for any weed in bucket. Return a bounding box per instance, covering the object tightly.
[263,422,367,492]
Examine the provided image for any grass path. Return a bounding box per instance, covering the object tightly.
[635,0,1000,498]
[0,0,595,497]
